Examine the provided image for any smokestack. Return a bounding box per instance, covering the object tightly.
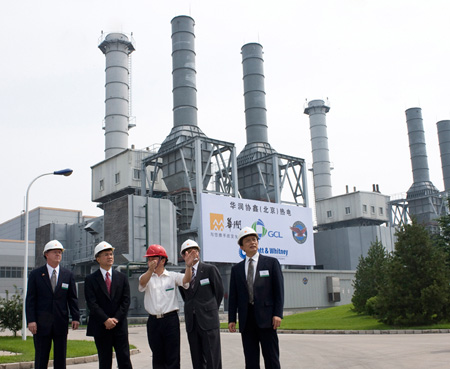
[98,33,135,159]
[405,107,431,184]
[171,16,198,128]
[405,107,441,231]
[437,120,450,192]
[241,43,269,146]
[304,99,332,201]
[237,43,276,201]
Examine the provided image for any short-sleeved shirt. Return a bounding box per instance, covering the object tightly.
[138,269,189,315]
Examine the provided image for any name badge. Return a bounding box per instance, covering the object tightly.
[200,278,210,286]
[259,270,270,277]
[61,283,69,289]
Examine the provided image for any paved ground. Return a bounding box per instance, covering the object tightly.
[6,325,450,369]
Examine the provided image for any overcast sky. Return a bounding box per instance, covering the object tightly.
[1,0,449,224]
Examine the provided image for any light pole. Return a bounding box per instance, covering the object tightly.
[21,168,73,340]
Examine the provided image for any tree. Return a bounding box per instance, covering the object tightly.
[0,287,23,336]
[432,197,450,268]
[376,221,450,326]
[352,239,389,314]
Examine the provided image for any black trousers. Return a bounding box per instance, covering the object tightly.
[94,330,133,369]
[187,314,222,369]
[33,330,67,369]
[147,311,180,369]
[241,304,280,369]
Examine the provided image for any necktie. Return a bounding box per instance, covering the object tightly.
[247,258,254,304]
[51,269,57,292]
[190,267,196,289]
[105,271,111,294]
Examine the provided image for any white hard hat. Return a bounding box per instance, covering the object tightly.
[94,241,115,258]
[180,239,200,256]
[237,227,259,246]
[43,240,64,255]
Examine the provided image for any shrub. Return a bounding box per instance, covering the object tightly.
[0,287,23,336]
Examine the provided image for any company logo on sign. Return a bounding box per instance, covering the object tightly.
[251,219,268,239]
[210,213,224,231]
[290,221,307,244]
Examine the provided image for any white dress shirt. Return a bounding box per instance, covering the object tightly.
[99,267,112,283]
[138,269,189,315]
[46,264,60,282]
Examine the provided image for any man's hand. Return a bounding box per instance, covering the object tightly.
[228,322,236,332]
[72,321,80,330]
[272,316,281,330]
[104,318,117,330]
[28,322,37,335]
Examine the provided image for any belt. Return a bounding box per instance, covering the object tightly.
[150,310,178,319]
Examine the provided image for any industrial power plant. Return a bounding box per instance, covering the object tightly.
[1,15,449,314]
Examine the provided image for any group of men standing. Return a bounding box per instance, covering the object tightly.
[25,226,284,369]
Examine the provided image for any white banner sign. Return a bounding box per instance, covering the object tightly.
[200,193,315,265]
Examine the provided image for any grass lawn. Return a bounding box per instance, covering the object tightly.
[0,337,98,364]
[0,337,137,364]
[221,304,450,331]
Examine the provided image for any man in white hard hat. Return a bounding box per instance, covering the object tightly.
[84,241,133,369]
[179,239,224,369]
[228,227,284,369]
[25,240,80,369]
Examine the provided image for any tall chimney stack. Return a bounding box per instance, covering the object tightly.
[98,33,135,159]
[405,107,441,231]
[304,99,332,201]
[437,120,450,192]
[171,16,198,128]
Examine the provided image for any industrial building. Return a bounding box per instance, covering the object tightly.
[1,15,449,313]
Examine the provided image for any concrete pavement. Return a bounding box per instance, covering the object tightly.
[4,324,450,368]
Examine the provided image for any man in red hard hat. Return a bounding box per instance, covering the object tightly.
[138,244,196,369]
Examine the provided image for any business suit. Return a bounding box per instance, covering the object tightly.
[180,261,224,369]
[85,268,132,369]
[228,254,284,369]
[26,265,80,369]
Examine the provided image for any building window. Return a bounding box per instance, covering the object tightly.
[345,207,351,215]
[115,172,120,184]
[327,210,332,218]
[0,266,29,279]
[133,168,140,180]
[371,206,375,214]
[379,207,384,215]
[99,179,104,191]
[363,204,367,213]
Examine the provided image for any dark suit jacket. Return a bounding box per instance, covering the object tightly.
[180,262,224,332]
[26,265,80,336]
[84,269,131,337]
[228,254,284,331]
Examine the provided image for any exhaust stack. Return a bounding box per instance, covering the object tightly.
[98,33,135,159]
[437,120,450,192]
[304,99,332,201]
[405,107,441,230]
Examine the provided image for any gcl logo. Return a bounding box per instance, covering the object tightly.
[268,230,283,239]
[251,219,283,240]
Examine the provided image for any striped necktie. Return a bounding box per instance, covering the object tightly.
[190,267,196,289]
[105,271,111,294]
[247,258,254,304]
[51,269,57,292]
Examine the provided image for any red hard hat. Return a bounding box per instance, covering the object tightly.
[144,244,168,259]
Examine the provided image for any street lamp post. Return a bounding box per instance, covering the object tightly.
[21,168,73,340]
